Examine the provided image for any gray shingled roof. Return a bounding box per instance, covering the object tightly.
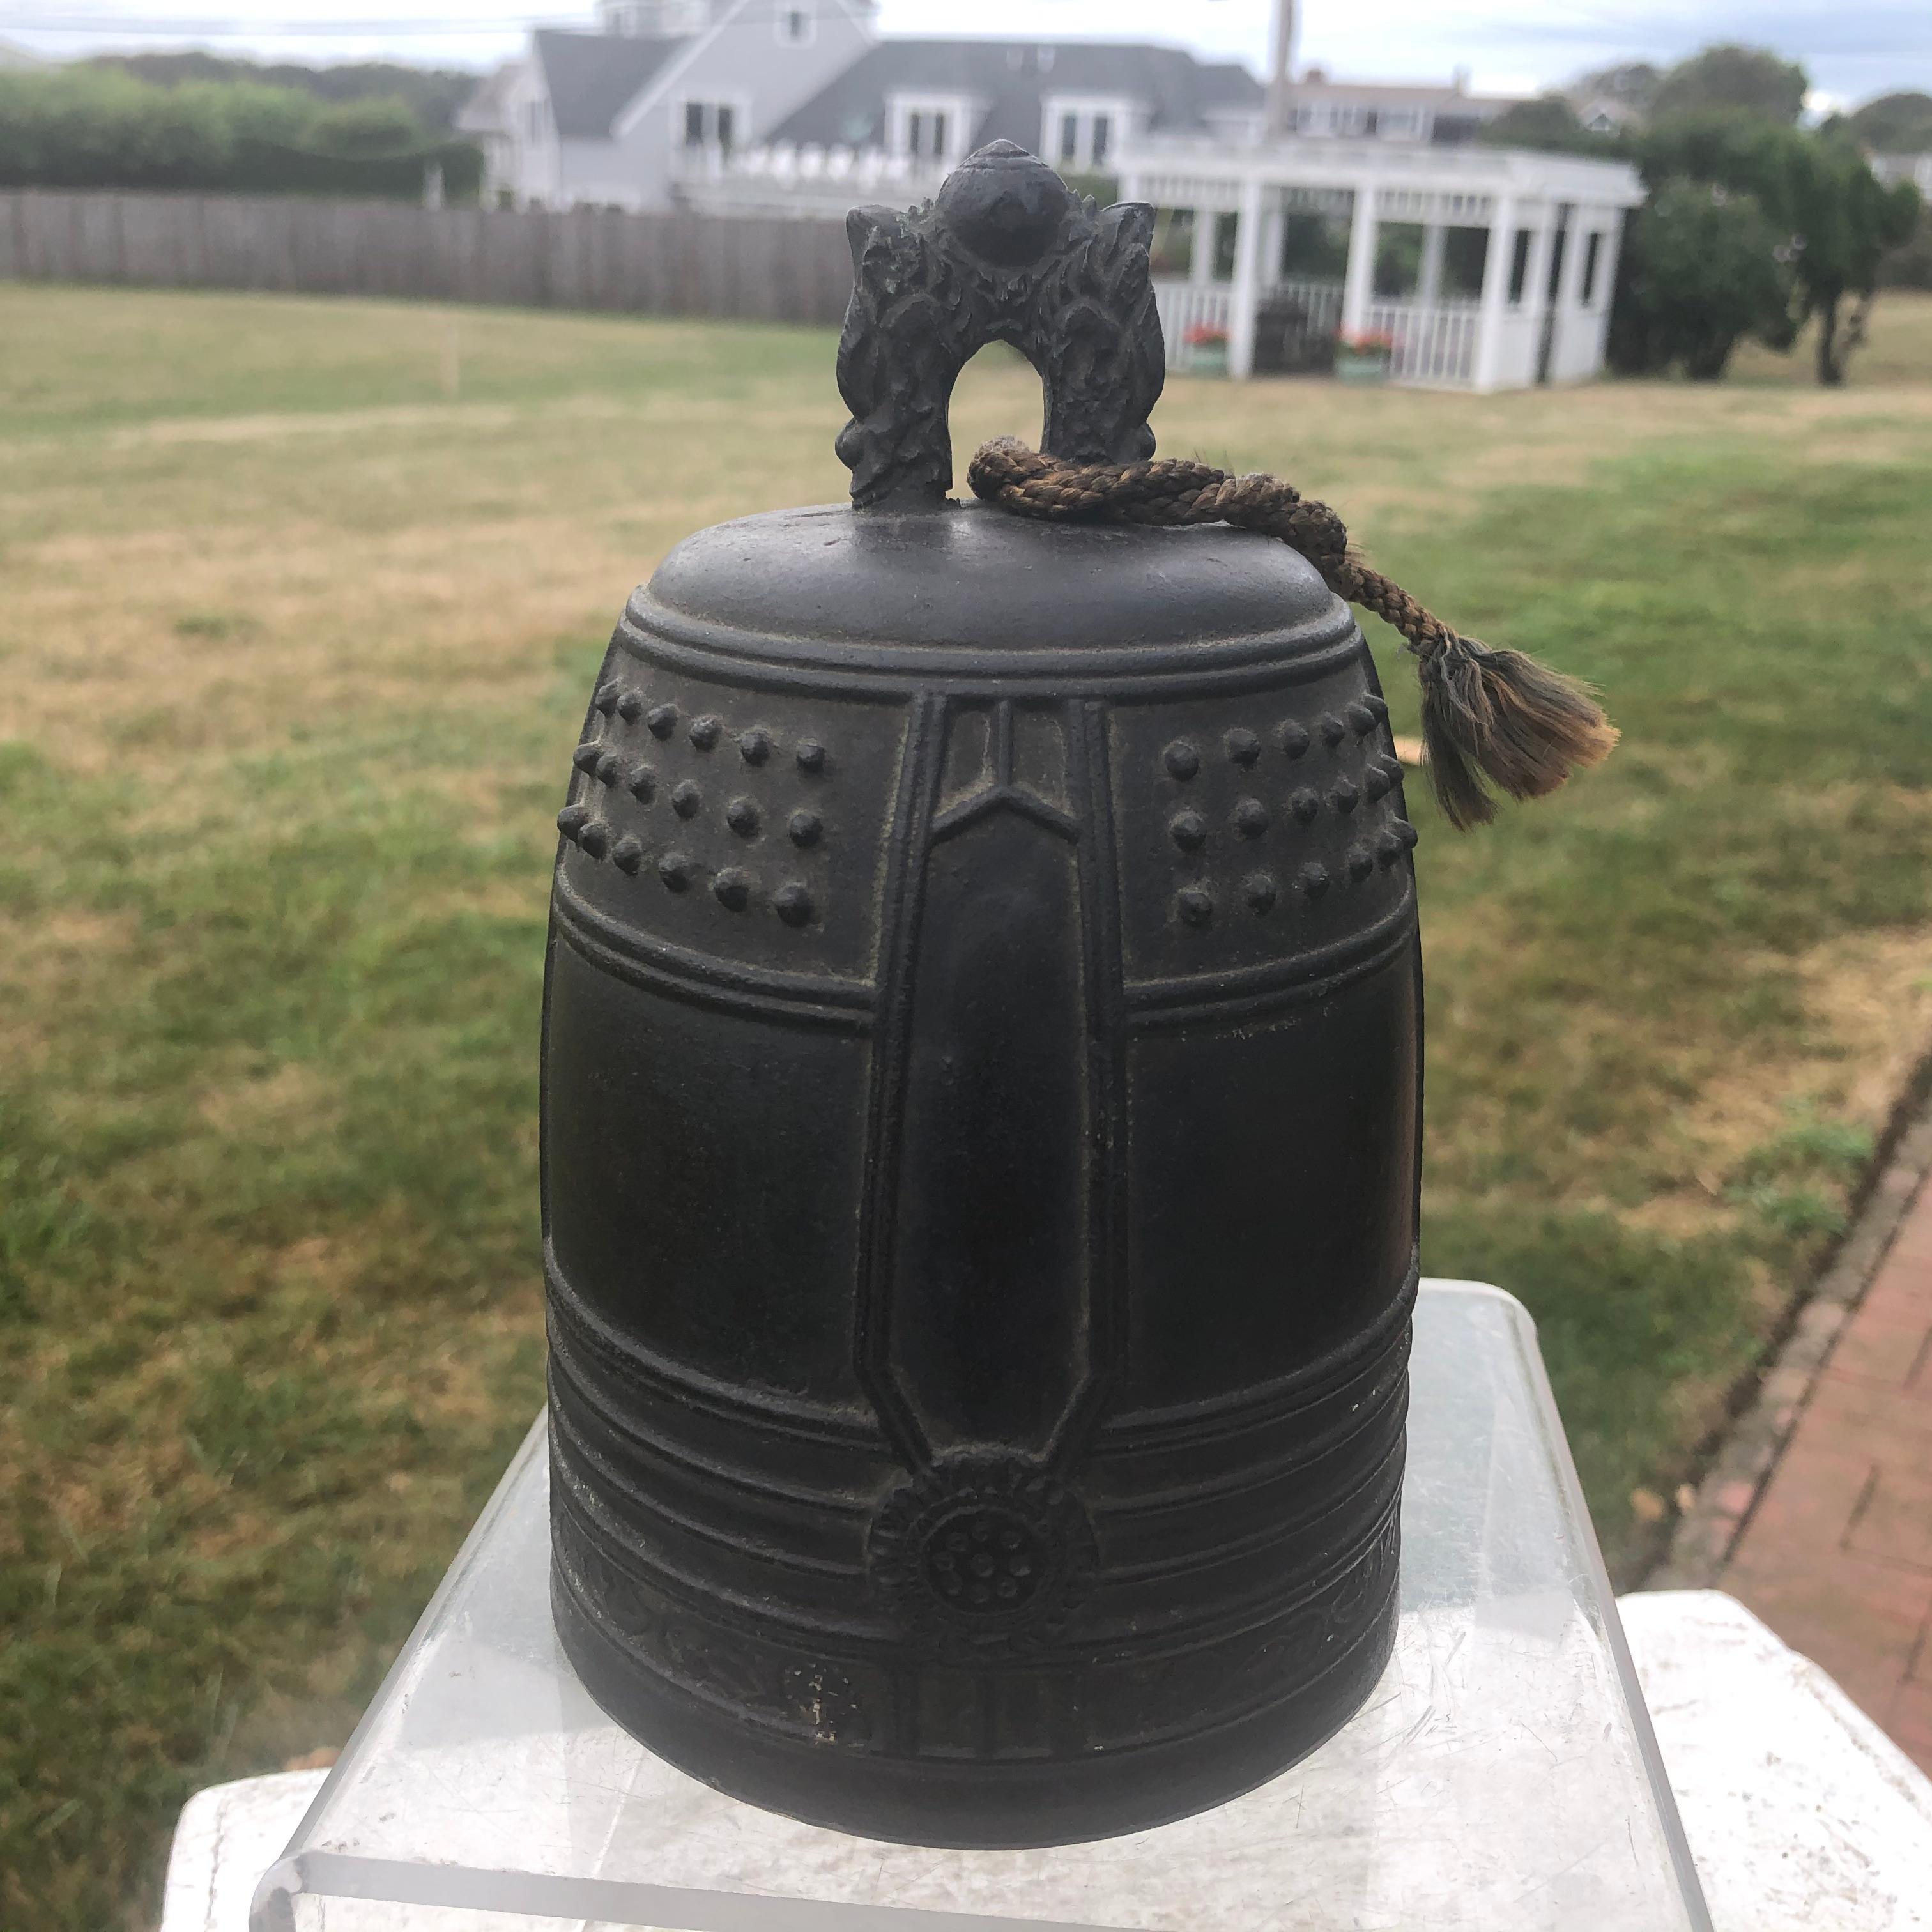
[533,28,691,140]
[772,40,1263,151]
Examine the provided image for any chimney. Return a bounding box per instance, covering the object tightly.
[1266,0,1298,139]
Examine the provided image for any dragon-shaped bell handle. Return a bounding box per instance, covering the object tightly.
[834,141,1167,509]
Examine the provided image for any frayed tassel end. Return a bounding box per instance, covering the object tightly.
[1418,636,1619,832]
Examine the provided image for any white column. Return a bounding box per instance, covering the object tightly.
[1521,204,1557,332]
[1581,206,1626,379]
[1259,199,1287,295]
[1340,180,1377,335]
[1471,192,1516,393]
[1227,174,1267,380]
[1549,201,1588,381]
[1416,218,1446,309]
[1188,204,1215,286]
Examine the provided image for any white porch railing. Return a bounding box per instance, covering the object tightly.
[1153,282,1235,369]
[1142,281,1487,387]
[670,142,950,215]
[1368,298,1482,386]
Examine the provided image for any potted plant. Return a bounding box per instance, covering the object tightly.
[1184,322,1230,377]
[1334,328,1395,383]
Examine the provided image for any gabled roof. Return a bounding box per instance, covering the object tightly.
[455,60,517,135]
[773,40,1263,151]
[532,27,693,140]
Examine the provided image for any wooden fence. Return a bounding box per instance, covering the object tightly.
[0,190,857,325]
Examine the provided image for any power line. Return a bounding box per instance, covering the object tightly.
[0,11,584,26]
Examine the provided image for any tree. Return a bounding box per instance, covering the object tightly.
[1878,207,1932,292]
[1652,44,1809,124]
[84,52,477,132]
[1478,94,1610,156]
[1569,61,1663,114]
[306,96,427,157]
[1607,178,1796,379]
[1637,112,1923,383]
[0,67,482,199]
[0,69,314,189]
[1844,91,1932,153]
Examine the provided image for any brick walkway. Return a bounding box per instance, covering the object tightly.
[1722,1167,1932,1772]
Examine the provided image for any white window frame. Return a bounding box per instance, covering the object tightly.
[775,1,815,46]
[886,92,977,165]
[1579,229,1606,309]
[1039,94,1136,172]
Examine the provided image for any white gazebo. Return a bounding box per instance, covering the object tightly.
[1115,137,1645,392]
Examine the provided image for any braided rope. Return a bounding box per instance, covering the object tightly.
[965,438,1616,829]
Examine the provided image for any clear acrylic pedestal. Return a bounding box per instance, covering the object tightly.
[254,1282,1712,1931]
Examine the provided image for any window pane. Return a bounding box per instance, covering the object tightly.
[1060,113,1080,162]
[1280,210,1348,279]
[1092,114,1111,163]
[1508,229,1531,303]
[1443,225,1489,298]
[1373,220,1423,300]
[684,102,706,147]
[1212,210,1239,282]
[716,104,735,154]
[1582,232,1604,305]
[907,111,923,156]
[932,112,947,158]
[1149,206,1195,277]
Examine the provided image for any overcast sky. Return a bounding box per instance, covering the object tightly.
[5,0,1929,110]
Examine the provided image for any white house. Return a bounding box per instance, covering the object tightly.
[1117,135,1643,392]
[457,0,878,211]
[1273,66,1517,144]
[456,16,1643,396]
[673,50,1539,224]
[462,17,1571,229]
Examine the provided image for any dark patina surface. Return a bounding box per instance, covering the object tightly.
[542,143,1420,1846]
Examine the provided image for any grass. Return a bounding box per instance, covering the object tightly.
[3,280,1931,1927]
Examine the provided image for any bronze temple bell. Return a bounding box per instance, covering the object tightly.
[542,142,1421,1847]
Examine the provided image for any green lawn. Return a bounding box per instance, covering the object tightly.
[3,282,1931,1928]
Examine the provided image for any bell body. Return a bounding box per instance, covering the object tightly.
[543,500,1421,1846]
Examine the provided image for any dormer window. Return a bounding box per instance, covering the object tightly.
[681,99,739,154]
[888,92,976,165]
[1041,95,1131,171]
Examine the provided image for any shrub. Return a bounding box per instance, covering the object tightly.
[1627,111,1922,383]
[0,68,479,201]
[1608,178,1796,379]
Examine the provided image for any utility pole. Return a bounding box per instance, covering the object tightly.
[1266,0,1298,140]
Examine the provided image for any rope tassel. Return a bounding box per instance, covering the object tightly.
[967,438,1618,831]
